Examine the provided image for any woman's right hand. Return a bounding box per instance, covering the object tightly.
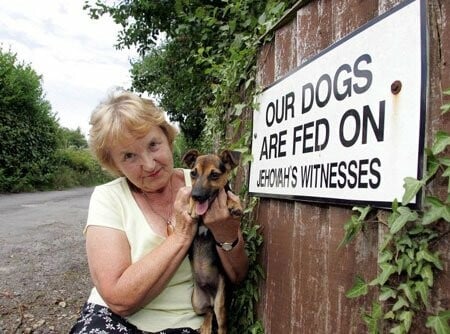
[173,186,197,242]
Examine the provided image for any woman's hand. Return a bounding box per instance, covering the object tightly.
[173,186,197,243]
[202,189,248,283]
[202,189,241,243]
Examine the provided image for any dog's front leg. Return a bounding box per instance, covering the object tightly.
[214,275,227,334]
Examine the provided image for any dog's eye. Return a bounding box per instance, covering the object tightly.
[190,170,198,179]
[209,171,221,180]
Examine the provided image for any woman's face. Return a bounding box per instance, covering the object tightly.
[110,125,174,192]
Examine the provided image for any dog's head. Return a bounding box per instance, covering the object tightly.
[182,149,241,216]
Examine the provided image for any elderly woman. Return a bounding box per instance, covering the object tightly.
[70,90,248,334]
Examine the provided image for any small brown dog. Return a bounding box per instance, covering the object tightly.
[182,149,243,334]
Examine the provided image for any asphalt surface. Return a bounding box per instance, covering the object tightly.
[0,187,95,333]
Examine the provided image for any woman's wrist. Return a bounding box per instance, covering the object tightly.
[215,235,240,252]
[169,231,194,250]
[210,228,239,244]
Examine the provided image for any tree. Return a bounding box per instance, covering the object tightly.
[0,48,59,191]
[130,38,208,145]
[84,0,218,146]
[58,127,88,149]
[83,0,289,148]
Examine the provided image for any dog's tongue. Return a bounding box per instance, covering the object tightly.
[196,201,209,216]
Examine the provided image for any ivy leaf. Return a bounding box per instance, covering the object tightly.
[425,151,440,182]
[399,283,416,305]
[384,310,395,320]
[408,224,425,235]
[442,166,450,177]
[378,250,393,264]
[362,302,382,334]
[345,275,368,298]
[390,207,418,234]
[402,177,425,206]
[432,131,450,155]
[396,254,412,275]
[415,280,430,308]
[392,296,409,312]
[389,324,406,334]
[245,77,254,90]
[426,311,450,334]
[416,249,443,270]
[379,286,397,301]
[355,205,372,219]
[422,196,450,225]
[377,263,397,285]
[441,102,450,114]
[420,264,434,287]
[233,103,246,116]
[379,233,393,252]
[399,310,414,332]
[439,156,450,167]
[397,234,413,248]
[339,206,370,248]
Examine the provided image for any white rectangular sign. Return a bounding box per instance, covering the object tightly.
[249,0,427,208]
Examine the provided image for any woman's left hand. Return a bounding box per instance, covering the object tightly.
[202,189,241,243]
[203,189,249,283]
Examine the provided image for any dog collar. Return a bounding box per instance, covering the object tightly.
[216,237,239,251]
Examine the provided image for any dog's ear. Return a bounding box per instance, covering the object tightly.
[220,150,241,171]
[182,149,200,168]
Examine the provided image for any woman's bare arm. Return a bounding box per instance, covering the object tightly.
[86,187,196,316]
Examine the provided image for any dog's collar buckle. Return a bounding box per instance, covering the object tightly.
[216,237,239,251]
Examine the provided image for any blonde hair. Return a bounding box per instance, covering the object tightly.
[89,90,178,176]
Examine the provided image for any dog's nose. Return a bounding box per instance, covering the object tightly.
[192,193,209,203]
[191,189,209,203]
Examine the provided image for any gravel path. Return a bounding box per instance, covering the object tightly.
[0,188,94,333]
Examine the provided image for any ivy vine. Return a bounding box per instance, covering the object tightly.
[186,2,292,333]
[341,90,450,334]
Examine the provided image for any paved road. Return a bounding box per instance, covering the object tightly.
[0,187,94,238]
[0,187,95,333]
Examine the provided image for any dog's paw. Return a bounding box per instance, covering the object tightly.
[189,210,199,220]
[229,206,243,218]
[188,200,199,219]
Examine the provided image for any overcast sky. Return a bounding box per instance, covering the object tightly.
[0,0,137,136]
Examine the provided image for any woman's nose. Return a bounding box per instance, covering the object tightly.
[141,154,156,170]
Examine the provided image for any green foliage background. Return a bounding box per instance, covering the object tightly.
[0,49,58,191]
[0,48,111,192]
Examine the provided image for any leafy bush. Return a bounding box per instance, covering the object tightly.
[51,148,112,189]
[0,48,112,192]
[0,48,59,192]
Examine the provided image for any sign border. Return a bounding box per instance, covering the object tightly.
[248,0,428,209]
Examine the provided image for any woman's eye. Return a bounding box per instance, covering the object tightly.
[149,141,160,151]
[123,153,135,161]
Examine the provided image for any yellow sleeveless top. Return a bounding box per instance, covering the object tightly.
[85,173,202,331]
